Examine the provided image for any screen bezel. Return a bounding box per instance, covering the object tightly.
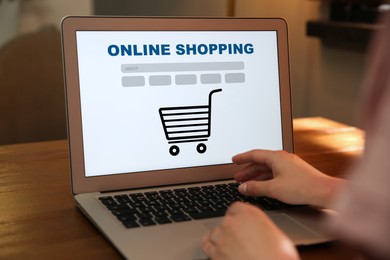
[61,16,293,195]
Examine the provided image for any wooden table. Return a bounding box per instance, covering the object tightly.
[0,117,364,259]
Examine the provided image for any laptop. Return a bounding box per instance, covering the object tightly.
[61,16,332,259]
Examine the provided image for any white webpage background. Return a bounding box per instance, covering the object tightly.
[76,31,282,177]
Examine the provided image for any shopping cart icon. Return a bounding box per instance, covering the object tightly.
[159,89,222,156]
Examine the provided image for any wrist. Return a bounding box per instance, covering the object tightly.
[311,176,346,208]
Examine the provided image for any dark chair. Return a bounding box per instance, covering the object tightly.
[0,27,67,144]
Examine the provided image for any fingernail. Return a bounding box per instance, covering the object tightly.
[238,183,247,194]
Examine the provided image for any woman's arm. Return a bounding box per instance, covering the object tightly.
[233,149,346,209]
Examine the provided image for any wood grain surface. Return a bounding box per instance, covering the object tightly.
[0,117,364,259]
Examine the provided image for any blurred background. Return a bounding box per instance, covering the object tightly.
[0,0,388,144]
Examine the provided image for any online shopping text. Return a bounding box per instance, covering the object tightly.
[108,43,254,56]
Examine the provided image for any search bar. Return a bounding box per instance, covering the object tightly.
[121,61,244,73]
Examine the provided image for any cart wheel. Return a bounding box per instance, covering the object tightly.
[197,143,207,154]
[169,145,180,156]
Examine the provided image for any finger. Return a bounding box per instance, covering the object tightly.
[238,180,274,197]
[202,238,216,258]
[202,226,223,258]
[233,149,276,166]
[234,163,272,182]
[226,201,251,216]
[232,149,259,164]
[208,226,222,245]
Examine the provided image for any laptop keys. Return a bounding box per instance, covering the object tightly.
[123,220,140,228]
[98,182,303,229]
[189,209,226,220]
[155,217,172,224]
[170,214,191,222]
[139,218,156,227]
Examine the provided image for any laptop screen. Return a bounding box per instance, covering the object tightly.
[75,30,282,177]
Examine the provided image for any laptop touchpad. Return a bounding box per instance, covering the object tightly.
[271,214,320,243]
[197,214,320,258]
[204,220,220,230]
[203,215,320,244]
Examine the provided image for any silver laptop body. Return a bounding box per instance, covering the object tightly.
[61,16,332,260]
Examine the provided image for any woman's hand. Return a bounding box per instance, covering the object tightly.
[202,202,299,260]
[233,150,345,208]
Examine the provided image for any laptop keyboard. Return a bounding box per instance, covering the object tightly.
[98,182,302,229]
